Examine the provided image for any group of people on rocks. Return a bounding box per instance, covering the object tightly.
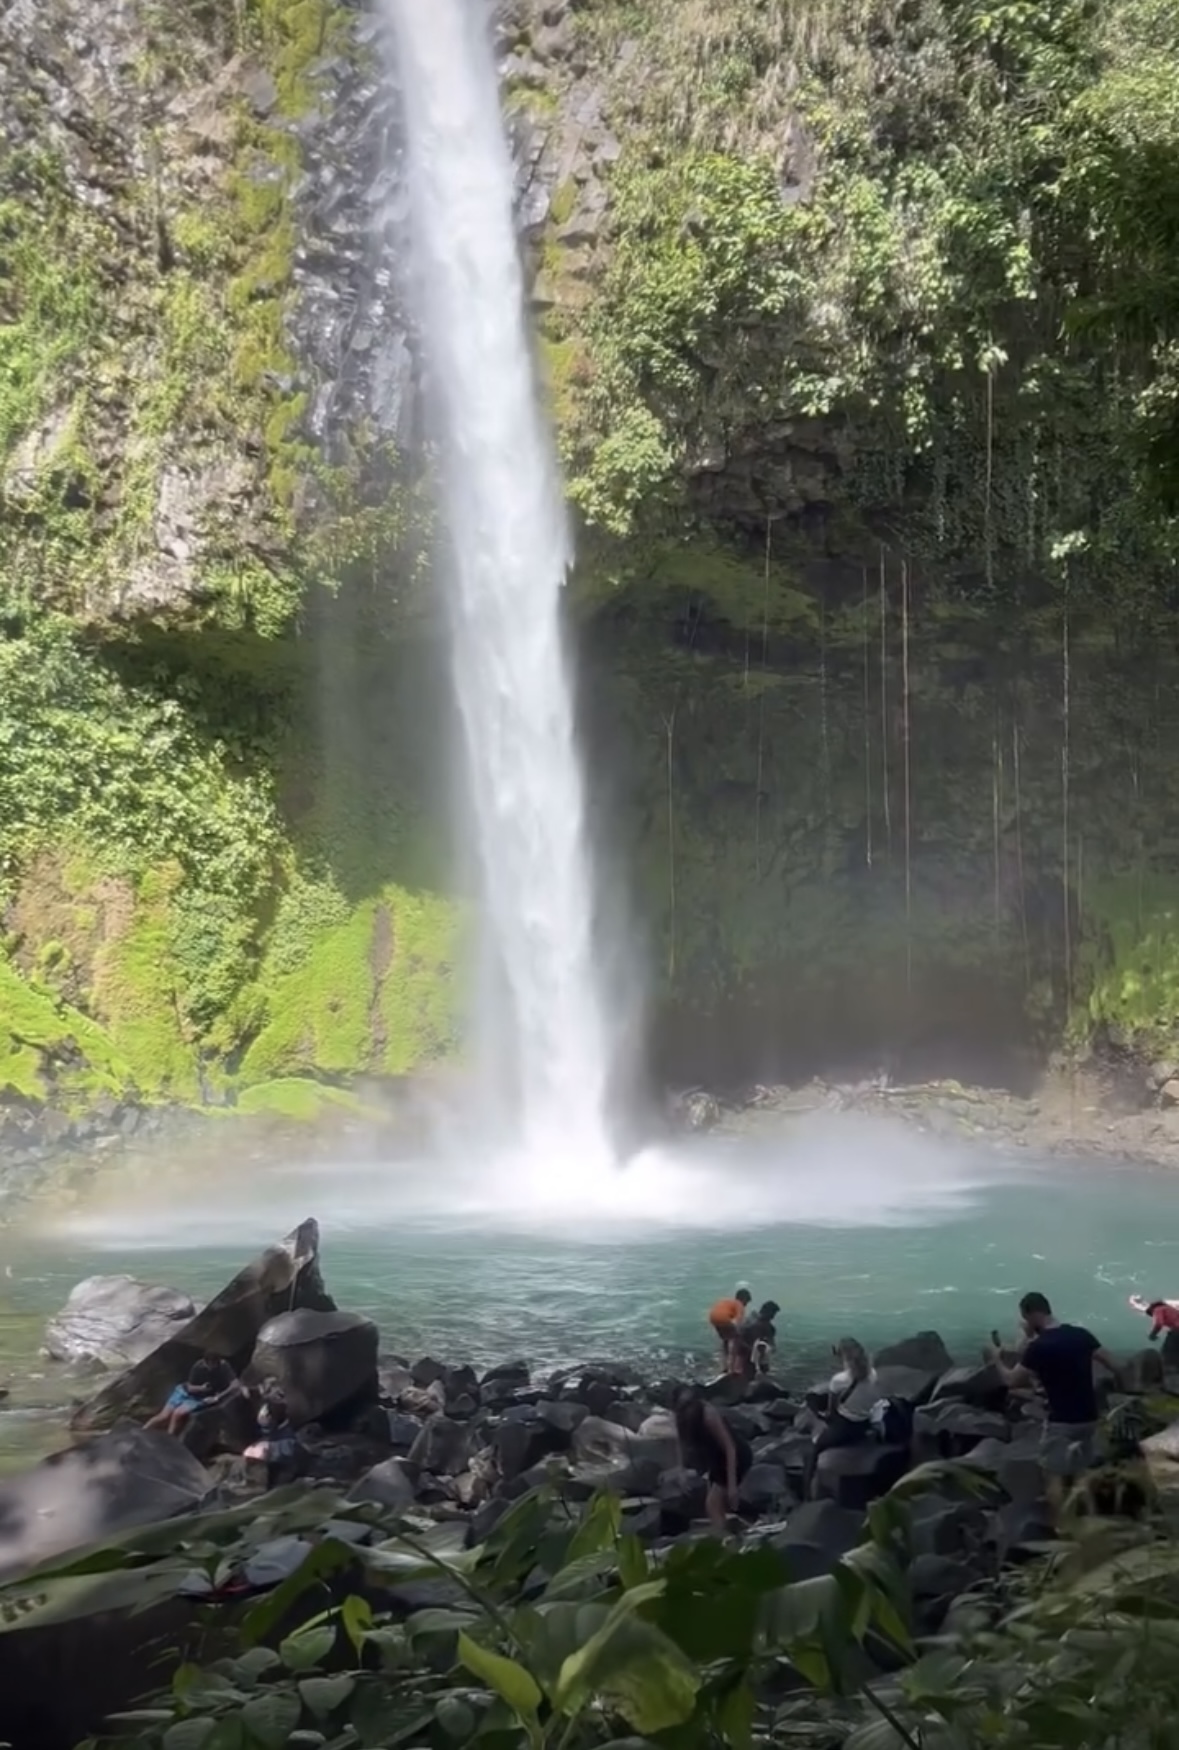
[693,1278,1179,1532]
[144,1351,295,1471]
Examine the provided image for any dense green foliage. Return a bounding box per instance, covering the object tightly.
[7,0,1179,1106]
[4,1461,1179,1750]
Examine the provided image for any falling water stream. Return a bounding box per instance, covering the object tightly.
[384,0,614,1166]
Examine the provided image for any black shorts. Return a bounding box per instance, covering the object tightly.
[707,1437,753,1488]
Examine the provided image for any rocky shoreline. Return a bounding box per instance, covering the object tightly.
[2,1215,1179,1747]
[11,1218,1179,1573]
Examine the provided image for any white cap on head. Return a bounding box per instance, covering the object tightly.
[735,1280,751,1294]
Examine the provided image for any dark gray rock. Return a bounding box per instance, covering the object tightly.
[0,1423,211,1580]
[657,1466,707,1530]
[989,1499,1055,1559]
[494,1408,568,1481]
[409,1415,471,1477]
[874,1363,941,1406]
[913,1399,1011,1456]
[349,1457,418,1511]
[875,1332,955,1376]
[932,1363,1007,1410]
[1121,1347,1166,1393]
[250,1308,379,1427]
[770,1499,862,1579]
[738,1462,792,1516]
[411,1357,450,1389]
[44,1276,200,1371]
[814,1442,910,1509]
[905,1492,989,1560]
[72,1219,333,1432]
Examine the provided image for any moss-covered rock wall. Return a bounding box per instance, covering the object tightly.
[5,0,1179,1126]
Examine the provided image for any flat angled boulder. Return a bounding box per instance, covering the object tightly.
[0,1422,212,1581]
[71,1218,334,1433]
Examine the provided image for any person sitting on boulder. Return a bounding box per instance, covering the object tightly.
[733,1300,780,1377]
[243,1385,296,1477]
[802,1337,880,1499]
[145,1351,238,1436]
[674,1388,752,1533]
[708,1284,752,1371]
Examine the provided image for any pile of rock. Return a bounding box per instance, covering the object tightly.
[18,1224,1178,1627]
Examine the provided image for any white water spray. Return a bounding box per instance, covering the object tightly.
[384,0,615,1165]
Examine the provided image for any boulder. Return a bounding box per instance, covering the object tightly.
[905,1493,989,1560]
[656,1466,707,1530]
[874,1363,941,1407]
[1141,1417,1179,1461]
[931,1363,1007,1410]
[409,1415,471,1476]
[988,1498,1055,1559]
[875,1332,955,1376]
[913,1399,1011,1457]
[349,1458,418,1511]
[411,1357,449,1389]
[386,1411,426,1453]
[814,1442,910,1509]
[71,1218,334,1433]
[294,1429,391,1484]
[738,1461,792,1516]
[249,1308,379,1427]
[1121,1347,1166,1394]
[572,1415,678,1473]
[494,1408,570,1481]
[44,1276,200,1371]
[0,1423,211,1580]
[770,1500,862,1579]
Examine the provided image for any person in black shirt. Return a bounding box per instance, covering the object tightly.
[145,1352,238,1436]
[984,1292,1121,1484]
[674,1390,752,1532]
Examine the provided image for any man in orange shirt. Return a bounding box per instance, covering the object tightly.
[708,1284,752,1371]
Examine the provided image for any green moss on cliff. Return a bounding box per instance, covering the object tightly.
[0,958,129,1107]
[1077,877,1179,1050]
[239,883,459,1083]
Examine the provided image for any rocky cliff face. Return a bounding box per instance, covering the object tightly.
[1,0,1178,1133]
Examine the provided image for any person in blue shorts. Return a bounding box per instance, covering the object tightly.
[145,1352,238,1436]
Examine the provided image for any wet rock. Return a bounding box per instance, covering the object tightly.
[250,1308,379,1427]
[349,1457,418,1511]
[0,1423,211,1581]
[409,1414,472,1477]
[874,1362,941,1406]
[44,1276,200,1371]
[669,1088,721,1132]
[71,1219,333,1432]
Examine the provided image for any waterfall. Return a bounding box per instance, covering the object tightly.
[383,0,615,1165]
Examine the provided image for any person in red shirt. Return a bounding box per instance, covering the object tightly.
[1130,1294,1179,1340]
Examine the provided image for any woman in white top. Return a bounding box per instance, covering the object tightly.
[804,1337,879,1498]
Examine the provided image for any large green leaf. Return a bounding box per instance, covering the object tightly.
[554,1585,699,1732]
[299,1674,357,1719]
[279,1622,337,1671]
[458,1631,544,1719]
[566,1491,622,1563]
[162,1720,216,1750]
[240,1686,303,1748]
[241,1538,356,1648]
